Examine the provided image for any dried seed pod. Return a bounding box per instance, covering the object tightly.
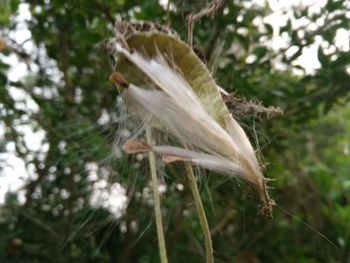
[111,21,274,217]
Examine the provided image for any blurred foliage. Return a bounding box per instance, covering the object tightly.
[0,0,349,262]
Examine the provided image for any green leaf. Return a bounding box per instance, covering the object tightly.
[254,46,268,60]
[0,72,7,85]
[264,23,273,36]
[317,47,329,67]
[280,19,292,33]
[326,0,344,11]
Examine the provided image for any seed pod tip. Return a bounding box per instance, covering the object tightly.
[110,72,129,88]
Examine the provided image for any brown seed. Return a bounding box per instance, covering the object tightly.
[109,72,129,88]
[123,139,152,154]
[0,38,6,51]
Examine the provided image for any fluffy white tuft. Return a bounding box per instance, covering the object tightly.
[115,48,272,215]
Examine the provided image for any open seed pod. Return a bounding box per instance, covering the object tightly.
[109,21,273,217]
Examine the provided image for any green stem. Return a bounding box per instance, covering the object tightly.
[146,127,168,263]
[185,164,214,263]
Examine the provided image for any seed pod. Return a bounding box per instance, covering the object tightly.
[111,22,273,217]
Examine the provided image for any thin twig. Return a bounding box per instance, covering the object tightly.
[187,0,222,46]
[185,164,214,263]
[222,93,283,119]
[146,127,168,263]
[166,0,171,27]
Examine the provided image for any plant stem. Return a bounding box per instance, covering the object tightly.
[145,127,168,263]
[185,164,214,263]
